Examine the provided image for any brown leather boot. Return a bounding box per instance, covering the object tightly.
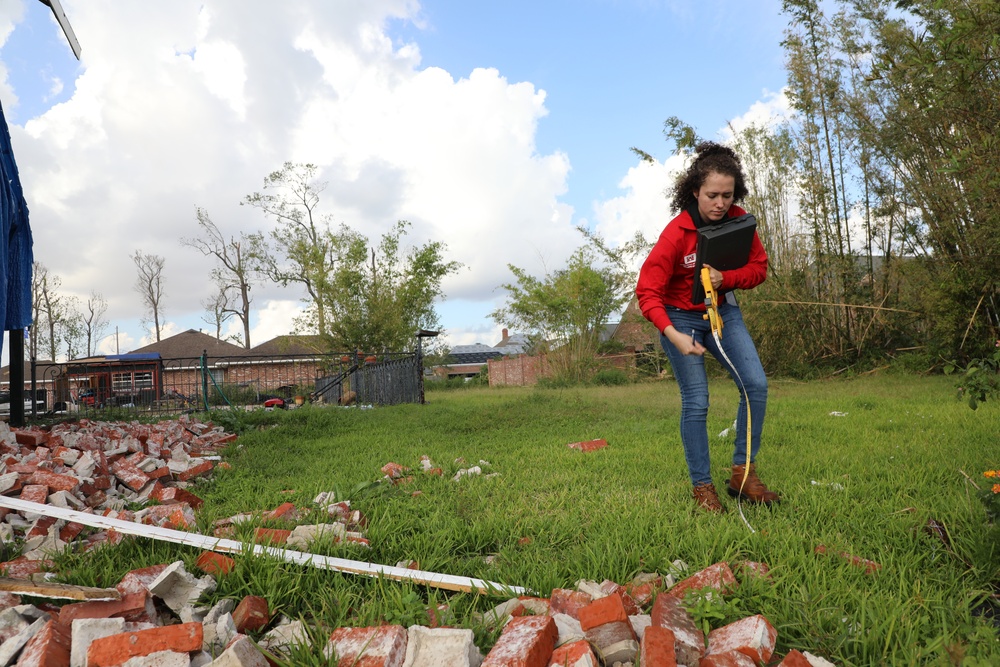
[692,483,726,514]
[727,464,780,505]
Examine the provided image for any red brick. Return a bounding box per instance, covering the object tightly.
[548,638,598,666]
[566,439,608,452]
[59,592,148,625]
[737,561,771,581]
[15,430,48,447]
[254,528,291,545]
[327,625,407,667]
[814,544,881,574]
[548,588,592,619]
[26,469,80,493]
[700,650,757,666]
[116,563,171,596]
[26,515,59,539]
[146,465,171,480]
[667,562,738,600]
[650,594,704,667]
[157,486,205,509]
[86,622,203,666]
[232,595,270,633]
[15,619,71,667]
[92,475,113,490]
[599,580,640,616]
[625,574,663,610]
[18,483,49,505]
[706,615,777,665]
[263,501,297,520]
[140,504,194,529]
[177,460,215,481]
[196,551,236,576]
[482,615,557,667]
[211,432,238,445]
[84,490,108,508]
[640,625,678,667]
[380,462,408,478]
[777,650,813,666]
[0,557,50,579]
[58,521,87,542]
[578,592,629,632]
[110,459,150,491]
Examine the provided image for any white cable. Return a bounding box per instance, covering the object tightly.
[711,328,756,534]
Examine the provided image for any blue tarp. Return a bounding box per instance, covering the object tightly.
[0,98,34,361]
[105,353,161,361]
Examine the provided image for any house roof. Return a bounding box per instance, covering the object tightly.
[493,333,530,355]
[129,329,246,359]
[446,351,503,365]
[251,335,328,356]
[0,360,59,384]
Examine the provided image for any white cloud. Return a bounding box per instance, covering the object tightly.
[247,300,306,349]
[9,0,580,354]
[719,88,794,140]
[593,154,687,252]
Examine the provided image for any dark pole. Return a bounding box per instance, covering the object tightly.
[201,350,209,411]
[30,355,37,418]
[416,335,424,405]
[10,330,24,427]
[414,330,439,405]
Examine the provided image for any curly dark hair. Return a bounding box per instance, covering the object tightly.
[669,141,748,213]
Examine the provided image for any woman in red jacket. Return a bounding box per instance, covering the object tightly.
[636,142,778,513]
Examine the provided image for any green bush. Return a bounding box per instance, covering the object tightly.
[591,369,629,386]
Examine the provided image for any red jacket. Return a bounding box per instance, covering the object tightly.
[636,205,768,334]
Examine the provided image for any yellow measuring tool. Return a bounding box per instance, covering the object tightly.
[700,267,723,338]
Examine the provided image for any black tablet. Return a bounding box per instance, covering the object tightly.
[691,213,758,305]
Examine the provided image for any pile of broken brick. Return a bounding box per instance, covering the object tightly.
[0,556,841,666]
[0,418,839,665]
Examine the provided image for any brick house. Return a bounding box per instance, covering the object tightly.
[433,329,530,380]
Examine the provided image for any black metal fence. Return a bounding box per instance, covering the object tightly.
[28,349,424,419]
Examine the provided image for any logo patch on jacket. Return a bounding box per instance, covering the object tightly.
[682,252,696,268]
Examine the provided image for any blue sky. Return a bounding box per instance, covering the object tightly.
[0,0,791,360]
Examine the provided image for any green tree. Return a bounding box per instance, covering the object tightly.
[320,220,461,353]
[491,231,643,382]
[838,0,1000,360]
[242,163,352,338]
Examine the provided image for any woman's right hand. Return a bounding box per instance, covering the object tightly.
[664,325,705,356]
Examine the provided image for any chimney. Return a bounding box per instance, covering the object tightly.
[501,328,509,343]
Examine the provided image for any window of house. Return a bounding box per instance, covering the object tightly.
[112,372,132,391]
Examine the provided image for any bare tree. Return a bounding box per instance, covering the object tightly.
[201,282,233,342]
[132,250,166,342]
[81,291,109,356]
[29,262,86,361]
[181,207,262,348]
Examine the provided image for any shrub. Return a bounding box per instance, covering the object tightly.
[944,340,1000,409]
[591,369,629,386]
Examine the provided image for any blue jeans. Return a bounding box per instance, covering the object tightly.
[659,301,768,486]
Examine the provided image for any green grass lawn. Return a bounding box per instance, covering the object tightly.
[56,374,1000,665]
